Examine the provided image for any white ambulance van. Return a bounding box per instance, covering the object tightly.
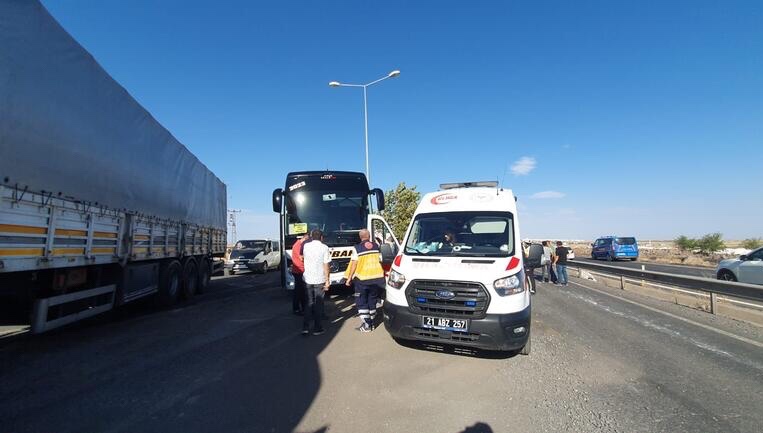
[381,181,531,354]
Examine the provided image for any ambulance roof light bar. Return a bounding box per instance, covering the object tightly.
[439,181,499,190]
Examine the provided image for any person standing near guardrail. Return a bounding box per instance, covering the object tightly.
[554,241,569,286]
[345,229,386,332]
[542,241,557,284]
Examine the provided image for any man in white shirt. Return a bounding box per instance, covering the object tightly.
[301,229,331,335]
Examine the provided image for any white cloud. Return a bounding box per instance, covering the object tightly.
[510,156,536,176]
[530,190,565,199]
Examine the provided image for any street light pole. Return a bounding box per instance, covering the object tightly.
[363,85,369,183]
[329,70,400,185]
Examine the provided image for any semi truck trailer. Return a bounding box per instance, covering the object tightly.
[0,1,227,333]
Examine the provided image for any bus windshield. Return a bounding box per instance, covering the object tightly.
[284,174,369,248]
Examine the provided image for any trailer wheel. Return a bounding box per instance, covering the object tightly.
[197,259,211,293]
[181,259,199,299]
[157,260,182,306]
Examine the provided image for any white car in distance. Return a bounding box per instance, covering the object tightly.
[566,246,576,260]
[716,247,763,285]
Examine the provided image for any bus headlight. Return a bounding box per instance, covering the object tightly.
[494,275,523,296]
[388,269,406,289]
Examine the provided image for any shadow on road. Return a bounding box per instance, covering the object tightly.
[0,272,358,433]
[459,423,494,433]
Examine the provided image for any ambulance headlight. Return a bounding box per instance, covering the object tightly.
[494,275,523,296]
[388,269,406,289]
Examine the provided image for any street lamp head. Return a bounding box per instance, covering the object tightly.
[388,70,401,78]
[329,81,341,87]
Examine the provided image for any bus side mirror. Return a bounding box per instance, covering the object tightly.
[272,188,283,213]
[380,244,395,265]
[372,188,385,212]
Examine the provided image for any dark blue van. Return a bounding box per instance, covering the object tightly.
[591,236,639,261]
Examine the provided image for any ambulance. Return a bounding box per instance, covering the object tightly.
[381,181,532,354]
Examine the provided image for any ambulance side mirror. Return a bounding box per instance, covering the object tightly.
[380,244,395,265]
[526,244,544,268]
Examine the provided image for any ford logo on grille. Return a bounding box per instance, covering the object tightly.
[435,290,455,299]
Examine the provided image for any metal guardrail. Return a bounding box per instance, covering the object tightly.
[568,260,763,313]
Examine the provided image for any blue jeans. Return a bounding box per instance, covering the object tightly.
[556,264,568,285]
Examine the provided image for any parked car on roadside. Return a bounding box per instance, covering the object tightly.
[229,240,281,274]
[716,247,763,285]
[591,236,638,261]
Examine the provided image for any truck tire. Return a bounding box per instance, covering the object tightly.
[197,259,211,293]
[261,262,268,274]
[519,331,531,355]
[181,259,199,299]
[157,260,182,307]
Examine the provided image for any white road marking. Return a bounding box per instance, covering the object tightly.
[564,281,763,368]
[567,281,763,349]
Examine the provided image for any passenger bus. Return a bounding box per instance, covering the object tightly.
[272,171,399,290]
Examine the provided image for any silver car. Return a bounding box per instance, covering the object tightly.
[716,247,763,285]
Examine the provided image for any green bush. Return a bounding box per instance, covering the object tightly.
[674,235,697,251]
[696,233,725,254]
[741,238,762,250]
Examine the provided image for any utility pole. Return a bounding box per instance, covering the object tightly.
[228,209,241,245]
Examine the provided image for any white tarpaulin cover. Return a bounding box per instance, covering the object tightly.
[0,0,226,229]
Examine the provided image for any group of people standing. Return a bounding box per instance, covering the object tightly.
[523,240,570,293]
[290,228,386,336]
[539,240,569,287]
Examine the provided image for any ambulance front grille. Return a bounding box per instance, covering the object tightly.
[406,280,489,318]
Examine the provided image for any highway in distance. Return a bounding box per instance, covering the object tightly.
[574,257,718,279]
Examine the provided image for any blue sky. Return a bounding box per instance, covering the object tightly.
[43,0,762,240]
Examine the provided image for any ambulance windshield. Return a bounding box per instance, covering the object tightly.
[404,212,515,257]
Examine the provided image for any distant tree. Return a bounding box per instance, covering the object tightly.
[674,235,697,251]
[742,238,763,250]
[382,182,421,241]
[696,233,725,254]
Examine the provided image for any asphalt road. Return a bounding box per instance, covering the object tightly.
[2,270,762,433]
[574,257,718,279]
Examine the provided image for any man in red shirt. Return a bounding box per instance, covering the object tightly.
[291,233,309,314]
